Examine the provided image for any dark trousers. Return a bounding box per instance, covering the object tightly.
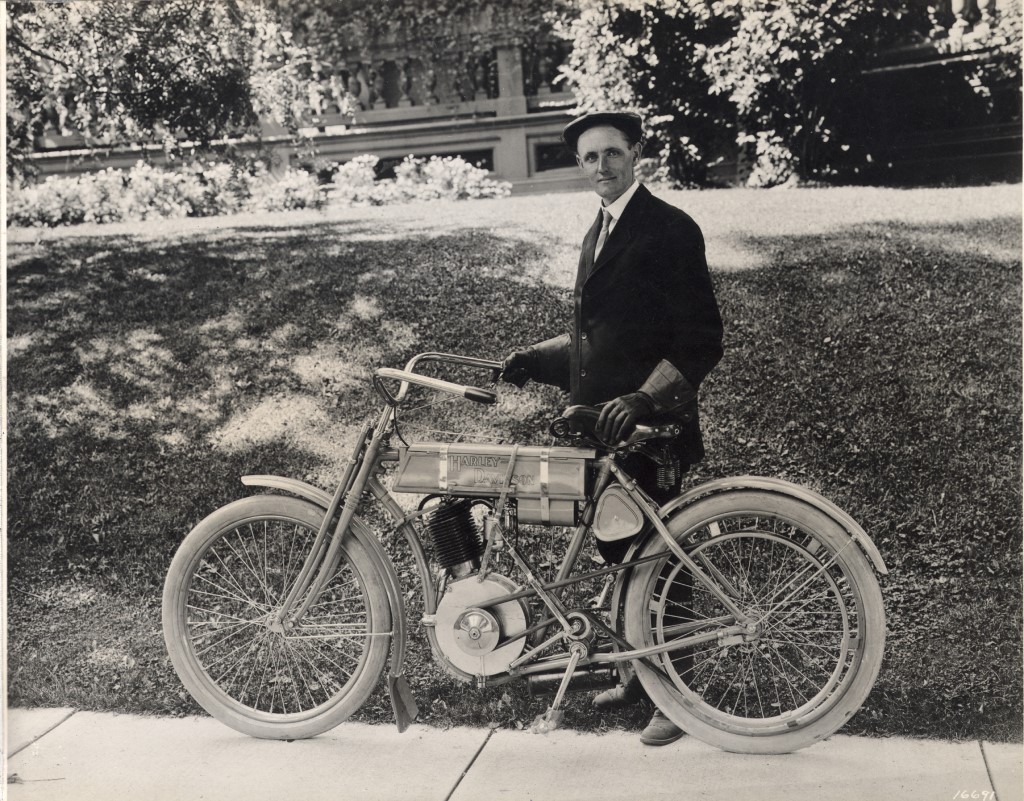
[595,453,694,691]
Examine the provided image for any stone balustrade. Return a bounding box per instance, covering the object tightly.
[930,0,1014,50]
[297,41,571,132]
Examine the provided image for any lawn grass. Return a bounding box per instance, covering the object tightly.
[7,184,1022,740]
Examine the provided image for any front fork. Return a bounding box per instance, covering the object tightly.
[270,422,372,628]
[273,405,396,628]
[264,408,422,732]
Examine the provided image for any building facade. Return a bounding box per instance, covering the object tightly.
[28,0,1020,188]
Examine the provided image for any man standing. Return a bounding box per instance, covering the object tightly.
[502,111,723,745]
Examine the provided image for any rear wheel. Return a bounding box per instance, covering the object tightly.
[623,490,885,754]
[162,496,390,739]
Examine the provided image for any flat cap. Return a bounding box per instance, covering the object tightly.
[562,111,643,150]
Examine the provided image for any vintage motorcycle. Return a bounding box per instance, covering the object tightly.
[162,352,887,755]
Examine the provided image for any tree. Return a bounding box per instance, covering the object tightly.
[6,0,331,179]
[552,1,734,186]
[553,0,958,186]
[703,0,910,186]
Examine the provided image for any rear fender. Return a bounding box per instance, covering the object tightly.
[655,475,888,575]
[241,475,418,731]
[609,474,888,646]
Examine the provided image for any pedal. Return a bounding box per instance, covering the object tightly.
[529,708,565,734]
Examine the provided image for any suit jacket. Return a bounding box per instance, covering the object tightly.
[528,184,723,464]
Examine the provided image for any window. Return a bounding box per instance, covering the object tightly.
[534,142,576,173]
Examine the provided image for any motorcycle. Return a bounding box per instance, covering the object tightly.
[162,351,887,754]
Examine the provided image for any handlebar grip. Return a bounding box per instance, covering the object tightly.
[464,387,497,404]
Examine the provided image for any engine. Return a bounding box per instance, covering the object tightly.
[422,498,529,679]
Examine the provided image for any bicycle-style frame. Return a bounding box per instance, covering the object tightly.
[242,351,858,729]
[164,349,889,753]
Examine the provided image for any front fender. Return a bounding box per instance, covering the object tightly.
[240,474,417,731]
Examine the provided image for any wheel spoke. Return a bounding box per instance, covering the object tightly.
[191,619,264,659]
[172,511,379,717]
[190,571,269,611]
[223,532,274,607]
[636,510,875,737]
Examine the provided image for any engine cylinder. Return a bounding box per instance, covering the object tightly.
[424,498,484,570]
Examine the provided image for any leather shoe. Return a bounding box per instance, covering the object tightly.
[592,681,643,710]
[639,710,684,746]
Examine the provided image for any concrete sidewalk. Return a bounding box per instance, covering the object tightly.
[4,708,1022,801]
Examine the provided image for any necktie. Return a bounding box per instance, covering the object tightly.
[593,208,612,262]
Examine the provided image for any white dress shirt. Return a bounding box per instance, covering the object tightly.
[600,179,641,238]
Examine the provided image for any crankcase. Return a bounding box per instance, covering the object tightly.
[434,574,528,677]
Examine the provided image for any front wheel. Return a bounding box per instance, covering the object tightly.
[623,490,885,754]
[162,495,391,739]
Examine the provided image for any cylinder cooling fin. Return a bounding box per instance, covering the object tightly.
[424,498,484,569]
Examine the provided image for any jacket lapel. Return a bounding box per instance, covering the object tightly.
[587,185,651,279]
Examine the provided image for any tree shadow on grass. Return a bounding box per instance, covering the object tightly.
[6,226,572,560]
[6,215,1022,738]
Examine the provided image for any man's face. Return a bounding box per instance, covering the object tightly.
[576,125,640,204]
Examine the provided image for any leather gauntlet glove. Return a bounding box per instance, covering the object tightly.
[597,392,655,443]
[501,349,535,388]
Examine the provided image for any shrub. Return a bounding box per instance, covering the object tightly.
[121,162,196,220]
[10,162,200,227]
[8,160,330,227]
[331,154,511,206]
[10,177,76,227]
[9,169,137,227]
[8,153,510,228]
[394,155,512,201]
[249,168,327,211]
[179,161,253,216]
[81,169,134,224]
[332,155,390,205]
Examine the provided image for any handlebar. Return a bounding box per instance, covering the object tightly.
[373,353,502,407]
[549,405,682,447]
[402,352,503,375]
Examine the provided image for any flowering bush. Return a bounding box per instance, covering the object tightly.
[331,155,390,205]
[9,176,87,227]
[331,154,511,206]
[8,160,330,227]
[395,155,512,201]
[250,168,327,211]
[9,153,507,227]
[178,161,253,216]
[121,163,197,220]
[740,132,799,189]
[9,168,138,226]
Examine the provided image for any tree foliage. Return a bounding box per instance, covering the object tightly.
[6,0,329,179]
[265,0,560,53]
[552,2,734,185]
[554,0,1018,186]
[703,0,907,186]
